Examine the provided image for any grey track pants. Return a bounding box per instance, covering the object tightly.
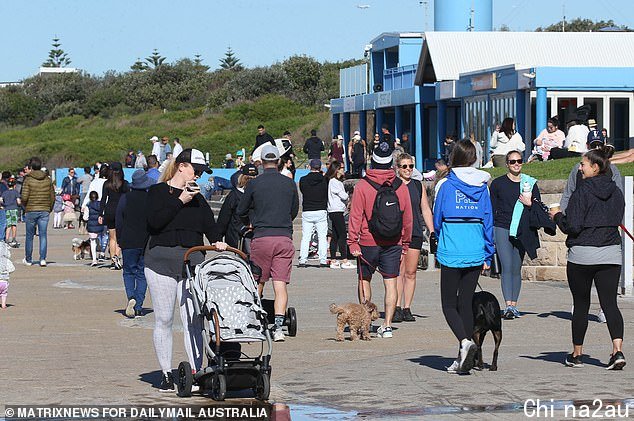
[145,268,203,374]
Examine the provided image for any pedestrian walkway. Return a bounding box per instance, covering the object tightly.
[2,222,634,419]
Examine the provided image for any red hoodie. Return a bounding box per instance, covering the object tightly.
[347,169,413,255]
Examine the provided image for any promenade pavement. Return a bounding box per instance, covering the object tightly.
[2,220,634,420]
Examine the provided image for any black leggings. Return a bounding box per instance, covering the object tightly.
[329,212,347,260]
[440,265,481,342]
[567,262,623,345]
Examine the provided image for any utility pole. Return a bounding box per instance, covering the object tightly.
[467,0,475,31]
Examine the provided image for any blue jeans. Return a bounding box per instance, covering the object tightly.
[122,248,147,311]
[25,211,50,262]
[98,226,109,254]
[0,210,6,242]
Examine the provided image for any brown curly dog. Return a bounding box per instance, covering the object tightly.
[329,302,379,341]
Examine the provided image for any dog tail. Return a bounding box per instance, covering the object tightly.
[329,303,344,315]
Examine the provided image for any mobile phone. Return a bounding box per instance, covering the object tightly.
[185,181,200,193]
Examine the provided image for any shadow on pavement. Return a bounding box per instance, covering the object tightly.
[139,370,163,389]
[408,355,455,371]
[537,311,572,320]
[519,351,604,367]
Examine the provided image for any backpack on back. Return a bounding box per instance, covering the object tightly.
[365,177,403,240]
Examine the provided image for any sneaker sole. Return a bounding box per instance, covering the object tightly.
[459,343,477,372]
[125,299,136,318]
[564,360,584,368]
[158,387,175,393]
[607,359,626,370]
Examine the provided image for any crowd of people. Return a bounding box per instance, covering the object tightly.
[0,119,629,392]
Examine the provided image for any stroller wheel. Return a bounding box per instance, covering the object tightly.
[254,372,270,401]
[211,374,226,401]
[286,307,297,337]
[176,361,193,397]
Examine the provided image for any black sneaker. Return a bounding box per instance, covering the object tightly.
[606,351,626,370]
[158,372,175,393]
[135,309,143,317]
[564,353,584,368]
[297,263,307,268]
[392,306,403,323]
[402,308,416,322]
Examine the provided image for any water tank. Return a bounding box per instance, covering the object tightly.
[434,0,493,32]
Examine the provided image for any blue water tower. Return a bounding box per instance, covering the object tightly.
[434,0,493,31]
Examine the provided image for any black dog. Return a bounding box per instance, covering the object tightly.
[472,291,502,371]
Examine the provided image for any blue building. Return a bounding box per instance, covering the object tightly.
[330,0,634,169]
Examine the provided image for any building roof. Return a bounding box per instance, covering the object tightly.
[415,31,634,84]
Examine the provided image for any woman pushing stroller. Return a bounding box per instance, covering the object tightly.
[145,148,227,393]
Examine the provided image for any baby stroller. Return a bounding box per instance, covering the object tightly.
[178,245,272,401]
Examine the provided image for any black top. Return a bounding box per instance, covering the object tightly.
[252,132,274,154]
[146,182,219,249]
[303,136,324,159]
[100,181,130,219]
[490,175,541,230]
[554,174,624,248]
[216,188,246,248]
[352,142,365,163]
[299,172,328,211]
[237,168,299,239]
[406,179,424,237]
[115,189,150,249]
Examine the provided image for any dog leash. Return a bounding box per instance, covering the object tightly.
[620,224,634,242]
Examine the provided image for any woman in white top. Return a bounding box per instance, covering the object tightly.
[278,157,293,179]
[326,160,355,269]
[490,118,525,167]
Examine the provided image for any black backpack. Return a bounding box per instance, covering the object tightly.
[365,177,403,240]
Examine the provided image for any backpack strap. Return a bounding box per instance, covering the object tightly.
[363,177,381,191]
[364,176,402,190]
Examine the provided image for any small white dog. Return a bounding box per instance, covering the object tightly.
[71,238,92,260]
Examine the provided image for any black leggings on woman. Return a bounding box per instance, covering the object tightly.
[329,212,347,260]
[567,262,623,345]
[440,265,481,342]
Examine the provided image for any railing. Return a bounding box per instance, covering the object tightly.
[339,64,368,98]
[383,64,417,91]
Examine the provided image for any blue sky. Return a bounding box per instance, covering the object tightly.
[2,0,633,81]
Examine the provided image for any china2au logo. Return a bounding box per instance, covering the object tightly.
[455,191,478,210]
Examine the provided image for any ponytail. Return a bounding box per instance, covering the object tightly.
[584,146,611,174]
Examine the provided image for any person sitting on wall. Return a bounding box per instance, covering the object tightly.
[528,117,565,162]
[550,118,589,160]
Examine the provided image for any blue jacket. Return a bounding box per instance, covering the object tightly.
[86,200,103,234]
[433,168,494,267]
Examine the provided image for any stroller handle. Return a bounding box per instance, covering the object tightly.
[183,245,247,262]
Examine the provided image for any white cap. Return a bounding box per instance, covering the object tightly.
[150,136,159,141]
[261,144,280,161]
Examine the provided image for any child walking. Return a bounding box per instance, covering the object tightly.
[53,192,64,229]
[0,241,15,309]
[62,194,77,229]
[1,179,21,247]
[85,191,104,266]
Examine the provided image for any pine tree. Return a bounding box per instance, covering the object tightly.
[130,58,149,71]
[219,47,243,71]
[145,49,166,69]
[193,54,210,71]
[42,37,72,68]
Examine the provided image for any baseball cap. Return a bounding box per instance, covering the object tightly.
[241,164,258,177]
[353,130,360,136]
[175,148,212,174]
[261,144,280,161]
[150,136,159,141]
[309,159,322,170]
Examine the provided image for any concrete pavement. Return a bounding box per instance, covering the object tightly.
[2,222,634,419]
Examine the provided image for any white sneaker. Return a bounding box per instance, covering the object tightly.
[125,298,136,318]
[39,260,47,267]
[340,261,357,269]
[446,360,460,374]
[598,309,607,323]
[329,261,341,269]
[22,258,32,266]
[272,328,285,342]
[376,325,393,338]
[459,339,477,372]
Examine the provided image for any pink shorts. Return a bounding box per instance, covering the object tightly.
[250,236,295,283]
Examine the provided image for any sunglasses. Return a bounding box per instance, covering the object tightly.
[507,159,523,165]
[399,164,415,169]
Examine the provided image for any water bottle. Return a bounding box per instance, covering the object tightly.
[522,181,532,202]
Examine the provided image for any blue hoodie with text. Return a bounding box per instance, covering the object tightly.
[433,167,494,268]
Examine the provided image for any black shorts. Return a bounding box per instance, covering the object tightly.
[358,244,402,280]
[410,235,424,250]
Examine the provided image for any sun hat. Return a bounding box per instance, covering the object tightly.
[130,169,154,190]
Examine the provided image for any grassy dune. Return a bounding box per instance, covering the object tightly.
[0,95,329,170]
[483,157,634,180]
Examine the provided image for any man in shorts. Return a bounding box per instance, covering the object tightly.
[347,140,412,338]
[237,144,299,342]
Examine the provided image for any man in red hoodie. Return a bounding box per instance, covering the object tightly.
[347,139,413,338]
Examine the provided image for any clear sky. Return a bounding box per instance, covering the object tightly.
[2,0,633,82]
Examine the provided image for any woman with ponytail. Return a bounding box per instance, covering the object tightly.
[550,145,626,370]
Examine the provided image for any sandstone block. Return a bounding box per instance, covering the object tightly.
[536,266,567,281]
